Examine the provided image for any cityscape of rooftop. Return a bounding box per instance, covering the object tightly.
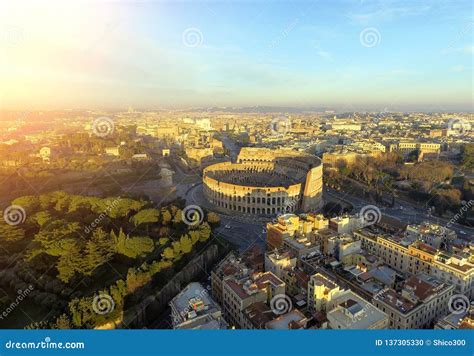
[0,1,472,355]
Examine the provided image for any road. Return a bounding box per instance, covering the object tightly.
[326,187,474,241]
[174,133,472,246]
[178,183,472,254]
[183,182,267,252]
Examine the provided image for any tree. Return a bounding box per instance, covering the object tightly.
[119,146,134,160]
[31,211,52,227]
[39,194,54,210]
[406,149,419,163]
[158,238,169,246]
[113,229,154,258]
[197,223,212,242]
[11,195,40,213]
[56,241,84,283]
[84,228,115,275]
[161,209,172,225]
[460,144,474,170]
[130,208,159,227]
[109,279,127,307]
[68,195,92,213]
[50,191,71,212]
[432,188,462,213]
[172,241,182,256]
[172,209,183,225]
[180,234,192,253]
[126,269,151,293]
[207,212,220,224]
[69,297,96,328]
[54,314,72,329]
[32,221,82,256]
[106,198,143,219]
[162,247,175,260]
[189,230,200,244]
[0,222,25,242]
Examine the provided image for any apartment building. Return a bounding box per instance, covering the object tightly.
[387,141,441,155]
[435,307,474,330]
[307,273,344,313]
[373,274,455,329]
[221,272,286,328]
[406,222,457,249]
[355,229,474,299]
[266,214,325,257]
[169,282,228,329]
[329,215,362,235]
[211,252,252,306]
[266,213,329,251]
[327,290,389,330]
[264,251,296,279]
[265,309,309,329]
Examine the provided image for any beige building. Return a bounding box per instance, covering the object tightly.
[373,274,455,329]
[156,125,179,139]
[265,250,297,278]
[330,123,362,131]
[307,273,344,313]
[405,222,456,249]
[266,213,328,251]
[435,307,474,330]
[387,141,441,156]
[265,309,309,329]
[329,215,362,234]
[322,150,381,168]
[105,146,120,156]
[169,282,227,329]
[327,290,389,329]
[355,229,474,299]
[222,272,286,328]
[185,147,214,164]
[211,252,252,306]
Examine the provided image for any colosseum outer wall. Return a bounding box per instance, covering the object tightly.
[302,165,323,211]
[202,148,323,217]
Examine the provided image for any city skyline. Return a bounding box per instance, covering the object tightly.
[0,0,472,111]
[0,0,472,351]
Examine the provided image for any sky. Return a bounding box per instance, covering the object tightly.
[0,0,472,111]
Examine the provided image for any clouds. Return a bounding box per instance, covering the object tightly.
[450,65,466,72]
[316,50,333,61]
[347,1,432,25]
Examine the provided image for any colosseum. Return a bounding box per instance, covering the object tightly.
[203,147,323,216]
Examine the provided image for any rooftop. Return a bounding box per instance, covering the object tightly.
[243,302,274,329]
[169,282,223,328]
[327,290,388,329]
[265,309,308,330]
[374,289,417,314]
[310,273,339,290]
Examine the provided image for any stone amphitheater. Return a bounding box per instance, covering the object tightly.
[203,147,323,216]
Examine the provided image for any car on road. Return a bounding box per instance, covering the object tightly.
[224,224,231,229]
[459,230,466,235]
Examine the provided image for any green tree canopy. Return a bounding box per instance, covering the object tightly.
[130,208,159,227]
